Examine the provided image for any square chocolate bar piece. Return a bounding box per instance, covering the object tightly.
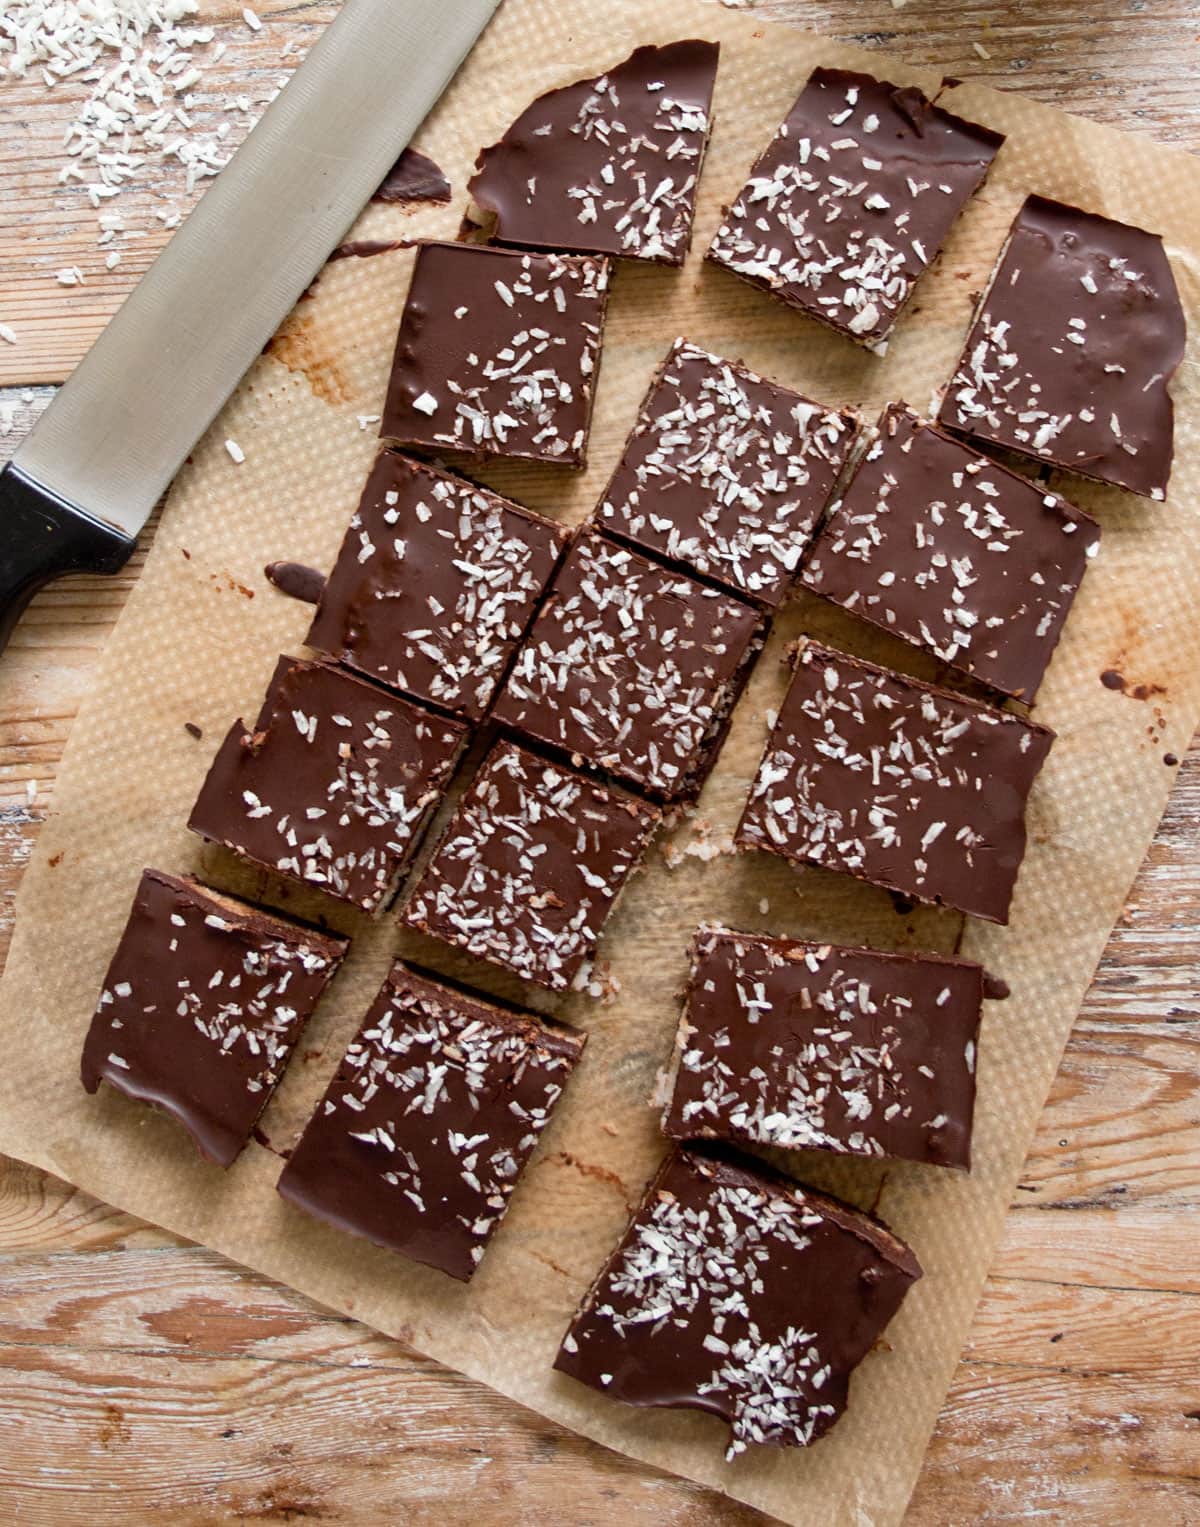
[306,453,569,721]
[662,926,982,1169]
[277,961,584,1281]
[736,640,1053,923]
[402,740,659,991]
[802,404,1100,699]
[708,68,1002,349]
[468,41,719,265]
[554,1147,921,1456]
[938,195,1185,500]
[382,241,610,467]
[81,869,347,1167]
[490,530,765,799]
[598,339,856,606]
[189,656,468,913]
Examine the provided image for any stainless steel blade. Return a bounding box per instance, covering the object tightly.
[13,0,500,539]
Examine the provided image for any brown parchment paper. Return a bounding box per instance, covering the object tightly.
[2,2,1200,1521]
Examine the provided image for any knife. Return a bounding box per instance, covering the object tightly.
[0,0,501,652]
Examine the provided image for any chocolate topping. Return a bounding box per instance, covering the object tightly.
[306,452,568,722]
[382,241,610,468]
[372,146,452,204]
[402,740,660,992]
[265,561,326,604]
[938,194,1185,499]
[188,656,468,913]
[554,1146,921,1456]
[735,639,1053,923]
[803,404,1100,699]
[468,41,719,266]
[491,529,765,800]
[598,339,856,607]
[707,68,1003,349]
[662,926,981,1169]
[277,961,583,1281]
[80,869,347,1168]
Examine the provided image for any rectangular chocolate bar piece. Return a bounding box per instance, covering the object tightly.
[598,339,856,606]
[938,194,1185,499]
[802,404,1100,699]
[490,529,765,799]
[306,453,569,721]
[735,640,1053,923]
[277,961,584,1281]
[382,241,610,468]
[188,656,468,913]
[708,68,1003,349]
[662,926,982,1168]
[554,1146,921,1457]
[81,869,347,1167]
[402,740,660,992]
[468,41,719,265]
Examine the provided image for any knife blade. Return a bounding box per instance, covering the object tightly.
[0,0,500,650]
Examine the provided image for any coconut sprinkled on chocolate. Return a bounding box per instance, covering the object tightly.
[81,870,346,1167]
[403,741,660,992]
[188,657,468,913]
[600,339,855,606]
[277,962,583,1281]
[491,530,765,800]
[803,404,1100,699]
[382,241,610,468]
[307,453,568,722]
[736,640,1053,923]
[469,41,719,265]
[663,927,982,1168]
[938,195,1184,500]
[554,1147,921,1456]
[707,68,1003,349]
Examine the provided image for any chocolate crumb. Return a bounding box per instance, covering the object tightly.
[265,561,326,604]
[983,973,1011,1000]
[184,722,203,740]
[372,146,451,205]
[1164,752,1179,766]
[1100,669,1126,691]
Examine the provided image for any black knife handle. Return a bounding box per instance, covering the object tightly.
[0,462,137,653]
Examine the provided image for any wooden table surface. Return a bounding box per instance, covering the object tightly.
[1,3,1198,1522]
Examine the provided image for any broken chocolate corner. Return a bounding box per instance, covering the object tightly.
[469,40,719,266]
[372,146,451,205]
